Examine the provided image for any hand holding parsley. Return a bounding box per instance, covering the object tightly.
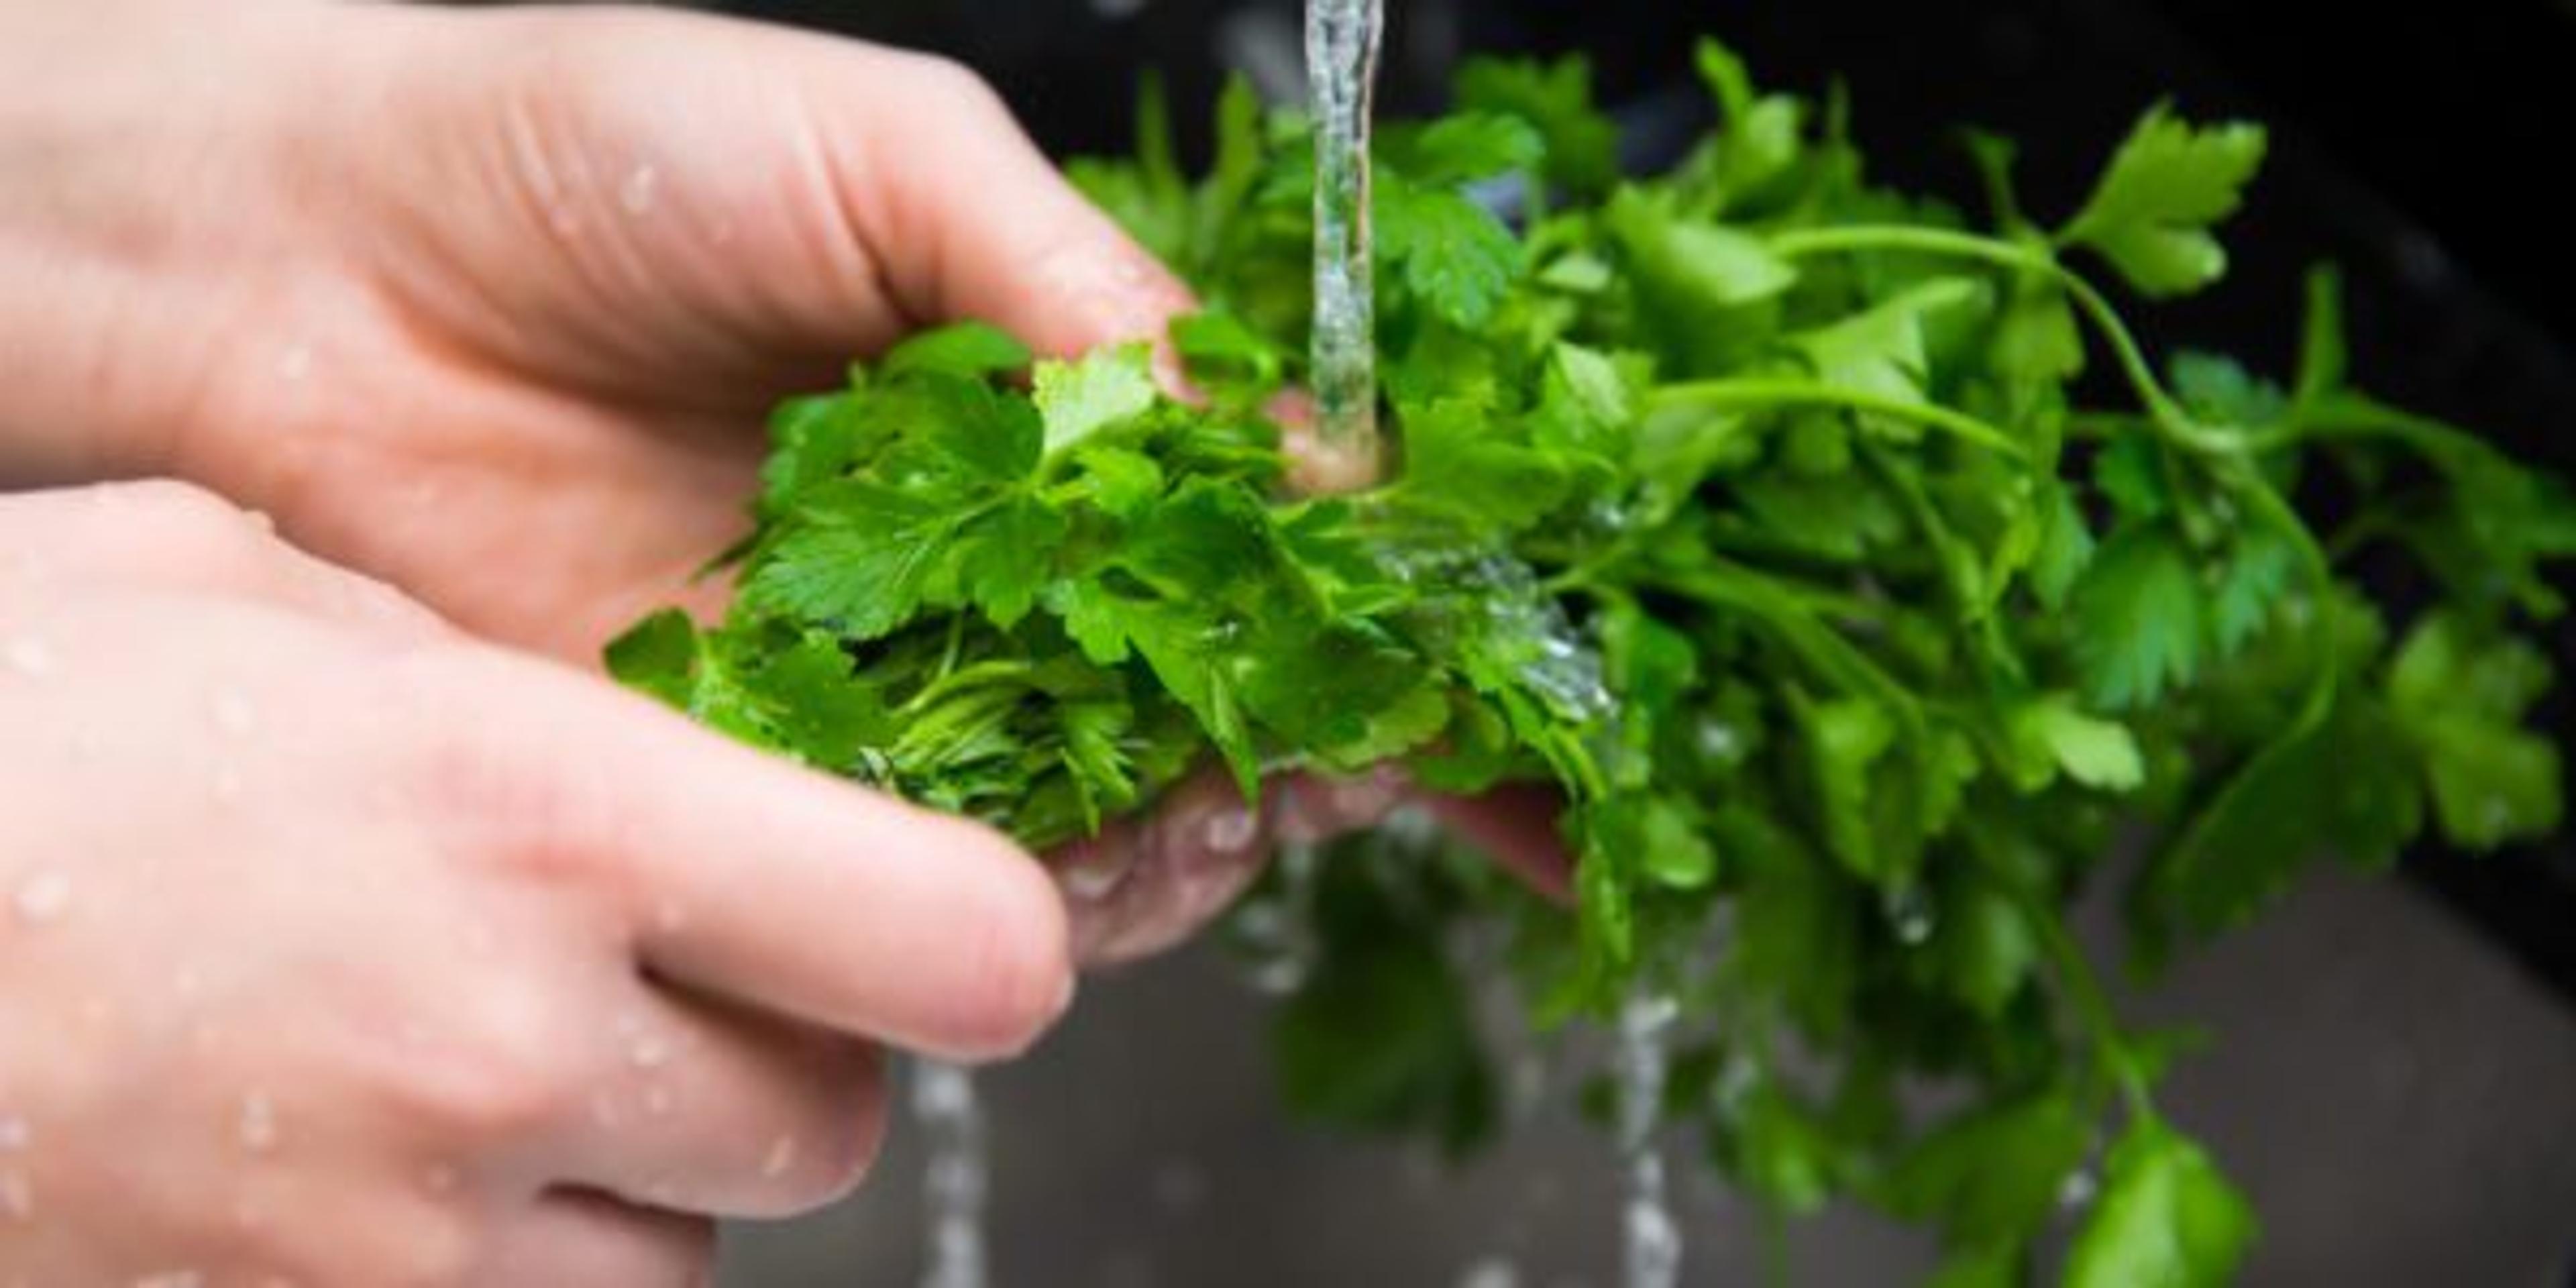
[0,480,1077,1282]
[0,0,1448,961]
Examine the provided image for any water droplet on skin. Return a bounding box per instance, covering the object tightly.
[642,1085,674,1118]
[0,1118,27,1151]
[1197,807,1258,855]
[11,870,72,926]
[588,1090,625,1130]
[707,217,738,247]
[276,345,313,383]
[0,1170,30,1221]
[548,207,584,239]
[132,1274,204,1288]
[210,688,258,737]
[4,636,54,678]
[421,1163,461,1196]
[653,898,689,933]
[761,1134,799,1180]
[209,768,244,807]
[237,1091,279,1152]
[627,1034,672,1070]
[1056,850,1129,902]
[619,165,659,216]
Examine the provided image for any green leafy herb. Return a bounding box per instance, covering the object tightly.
[614,42,2571,1285]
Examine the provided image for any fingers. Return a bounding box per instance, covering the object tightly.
[1057,767,1407,965]
[401,643,1073,1062]
[482,1189,714,1288]
[801,47,1199,359]
[1419,785,1576,902]
[548,983,887,1220]
[0,480,451,640]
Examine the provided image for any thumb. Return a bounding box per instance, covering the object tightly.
[798,47,1198,358]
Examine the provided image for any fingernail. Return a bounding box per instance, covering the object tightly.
[1055,844,1132,903]
[1197,804,1260,856]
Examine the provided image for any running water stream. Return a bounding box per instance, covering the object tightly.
[1616,994,1684,1288]
[1305,0,1384,455]
[914,1061,987,1288]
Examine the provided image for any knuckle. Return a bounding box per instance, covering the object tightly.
[388,986,583,1140]
[378,651,624,891]
[900,52,1004,115]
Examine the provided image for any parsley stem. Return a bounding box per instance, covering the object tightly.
[1766,225,2237,457]
[1647,378,2027,458]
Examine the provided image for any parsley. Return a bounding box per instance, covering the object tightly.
[614,43,2572,1285]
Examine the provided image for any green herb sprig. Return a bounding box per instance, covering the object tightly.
[613,41,2573,1285]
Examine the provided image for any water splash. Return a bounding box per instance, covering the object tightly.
[915,1061,989,1288]
[1305,0,1383,453]
[1615,994,1683,1288]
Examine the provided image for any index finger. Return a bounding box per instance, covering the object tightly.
[402,643,1073,1062]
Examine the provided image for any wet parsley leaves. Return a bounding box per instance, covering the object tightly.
[614,42,2572,1287]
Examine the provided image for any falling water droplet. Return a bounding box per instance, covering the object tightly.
[11,871,72,926]
[914,1061,988,1288]
[1616,993,1684,1288]
[2057,1165,2098,1211]
[1458,1257,1521,1288]
[1883,885,1936,947]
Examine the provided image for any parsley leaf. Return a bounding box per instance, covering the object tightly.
[2060,105,2268,299]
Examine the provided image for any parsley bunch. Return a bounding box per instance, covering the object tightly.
[612,40,2574,1285]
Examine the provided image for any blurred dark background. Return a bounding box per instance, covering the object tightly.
[630,1,2576,1283]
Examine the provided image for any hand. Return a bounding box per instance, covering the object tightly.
[0,482,1072,1283]
[0,0,1562,965]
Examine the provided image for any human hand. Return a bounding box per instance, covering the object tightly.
[0,481,1071,1283]
[0,0,1563,965]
